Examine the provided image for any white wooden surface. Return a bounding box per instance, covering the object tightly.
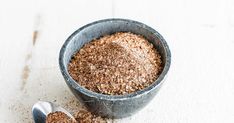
[0,0,234,122]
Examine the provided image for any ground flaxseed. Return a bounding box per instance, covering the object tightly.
[46,111,76,123]
[74,110,107,123]
[68,32,162,95]
[46,110,107,123]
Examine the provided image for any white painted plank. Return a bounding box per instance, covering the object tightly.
[0,0,113,122]
[113,0,234,122]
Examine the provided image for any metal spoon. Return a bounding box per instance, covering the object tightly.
[32,101,75,123]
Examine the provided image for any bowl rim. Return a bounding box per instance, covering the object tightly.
[59,18,171,101]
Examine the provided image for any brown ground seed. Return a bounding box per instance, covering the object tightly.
[46,110,107,123]
[74,110,107,123]
[46,111,76,123]
[68,32,162,95]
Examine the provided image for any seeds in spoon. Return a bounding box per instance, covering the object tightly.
[46,111,76,123]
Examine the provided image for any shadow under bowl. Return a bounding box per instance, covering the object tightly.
[59,18,171,118]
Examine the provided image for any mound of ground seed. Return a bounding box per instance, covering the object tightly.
[46,110,107,123]
[68,32,162,95]
[74,110,107,123]
[46,111,76,123]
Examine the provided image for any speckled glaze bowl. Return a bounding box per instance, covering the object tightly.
[59,19,171,118]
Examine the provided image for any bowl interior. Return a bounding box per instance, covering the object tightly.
[60,19,171,99]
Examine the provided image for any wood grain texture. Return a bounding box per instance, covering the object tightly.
[0,0,234,122]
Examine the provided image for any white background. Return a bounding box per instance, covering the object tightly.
[0,0,234,122]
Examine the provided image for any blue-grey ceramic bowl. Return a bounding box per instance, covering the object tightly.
[59,18,171,118]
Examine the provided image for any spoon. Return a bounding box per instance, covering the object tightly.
[32,101,75,123]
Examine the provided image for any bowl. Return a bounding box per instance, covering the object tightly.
[59,18,171,118]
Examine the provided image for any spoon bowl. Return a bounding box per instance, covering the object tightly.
[32,101,75,123]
